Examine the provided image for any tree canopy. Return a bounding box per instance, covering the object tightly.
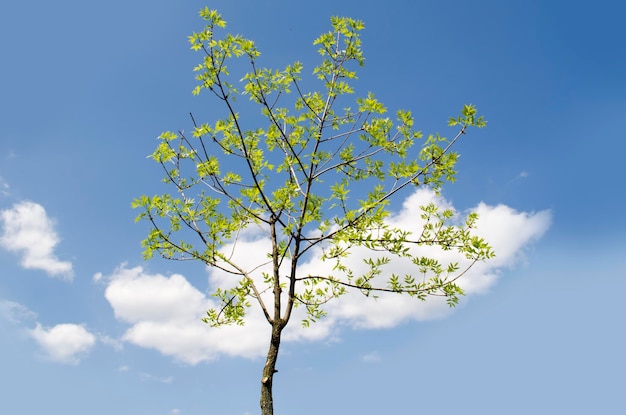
[133,7,493,415]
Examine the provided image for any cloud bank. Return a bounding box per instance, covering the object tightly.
[0,201,73,279]
[102,188,551,364]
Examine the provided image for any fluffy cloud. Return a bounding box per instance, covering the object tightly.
[285,189,552,330]
[103,188,551,363]
[103,265,271,364]
[0,202,73,279]
[29,323,96,364]
[1,300,97,364]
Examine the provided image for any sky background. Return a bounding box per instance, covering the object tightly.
[1,1,625,414]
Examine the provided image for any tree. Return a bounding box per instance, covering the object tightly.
[132,8,493,415]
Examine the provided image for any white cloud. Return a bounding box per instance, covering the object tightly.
[286,189,551,330]
[29,323,96,364]
[102,265,271,364]
[103,188,550,363]
[472,202,550,269]
[0,201,73,279]
[1,300,100,364]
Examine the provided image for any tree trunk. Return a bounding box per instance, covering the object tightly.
[260,321,284,415]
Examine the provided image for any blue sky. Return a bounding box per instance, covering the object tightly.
[1,1,624,414]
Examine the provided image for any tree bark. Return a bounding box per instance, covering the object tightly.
[260,321,284,415]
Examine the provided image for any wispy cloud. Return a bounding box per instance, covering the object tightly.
[29,323,96,364]
[99,333,124,351]
[140,372,174,384]
[4,150,17,160]
[0,299,38,324]
[0,201,73,279]
[102,188,551,363]
[361,351,381,363]
[0,176,9,196]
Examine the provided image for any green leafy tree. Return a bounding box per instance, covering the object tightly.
[133,8,493,415]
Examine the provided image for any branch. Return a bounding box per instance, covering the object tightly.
[145,210,273,323]
[249,59,309,179]
[296,259,477,296]
[212,64,281,223]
